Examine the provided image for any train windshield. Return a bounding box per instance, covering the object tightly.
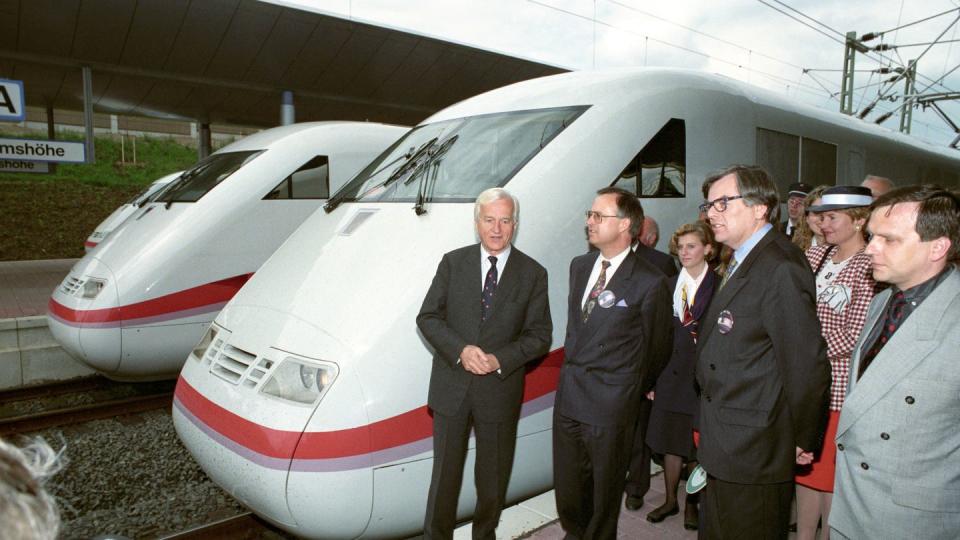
[329,106,587,206]
[157,151,264,203]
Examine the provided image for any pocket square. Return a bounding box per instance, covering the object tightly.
[615,299,628,307]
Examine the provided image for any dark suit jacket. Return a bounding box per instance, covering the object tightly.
[695,228,830,484]
[654,269,716,416]
[417,243,552,422]
[556,250,672,427]
[634,243,679,278]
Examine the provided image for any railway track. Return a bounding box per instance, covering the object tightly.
[0,387,174,436]
[160,512,283,539]
[0,376,111,403]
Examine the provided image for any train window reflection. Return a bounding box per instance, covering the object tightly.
[160,150,264,203]
[264,156,330,200]
[612,118,686,198]
[331,106,588,203]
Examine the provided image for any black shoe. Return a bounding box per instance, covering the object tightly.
[683,503,699,530]
[625,495,644,511]
[646,503,679,523]
[789,522,797,532]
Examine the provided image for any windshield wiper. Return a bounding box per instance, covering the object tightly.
[413,134,458,215]
[322,140,434,214]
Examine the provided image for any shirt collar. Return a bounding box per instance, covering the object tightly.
[733,223,773,266]
[481,244,511,262]
[895,266,953,304]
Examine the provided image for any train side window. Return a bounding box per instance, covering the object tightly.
[801,138,837,185]
[757,128,837,193]
[612,118,685,198]
[264,156,330,200]
[756,128,800,193]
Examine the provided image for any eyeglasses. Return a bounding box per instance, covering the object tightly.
[585,210,621,223]
[699,195,745,214]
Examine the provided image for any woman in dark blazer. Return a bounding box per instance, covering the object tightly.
[645,221,719,530]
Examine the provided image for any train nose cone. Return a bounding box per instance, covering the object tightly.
[47,259,122,374]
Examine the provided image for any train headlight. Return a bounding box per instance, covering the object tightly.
[261,358,338,405]
[191,326,219,362]
[81,278,107,299]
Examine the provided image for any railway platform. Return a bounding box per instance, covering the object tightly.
[0,258,91,388]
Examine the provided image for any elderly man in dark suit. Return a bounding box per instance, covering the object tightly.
[417,187,553,540]
[554,186,672,539]
[695,165,830,539]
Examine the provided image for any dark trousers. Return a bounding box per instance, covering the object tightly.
[624,397,653,499]
[553,413,634,540]
[699,475,792,540]
[423,402,518,540]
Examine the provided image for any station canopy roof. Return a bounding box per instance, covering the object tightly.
[0,0,567,128]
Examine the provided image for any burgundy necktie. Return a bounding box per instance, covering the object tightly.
[481,256,498,322]
[858,291,907,379]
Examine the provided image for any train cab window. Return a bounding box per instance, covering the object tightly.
[328,105,588,204]
[158,151,263,203]
[612,118,685,198]
[264,156,330,199]
[801,138,837,185]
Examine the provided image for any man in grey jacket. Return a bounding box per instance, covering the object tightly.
[831,185,960,540]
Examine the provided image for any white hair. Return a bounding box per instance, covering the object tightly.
[474,187,519,222]
[0,437,64,540]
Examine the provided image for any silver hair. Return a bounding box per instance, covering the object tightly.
[0,437,64,540]
[474,187,519,222]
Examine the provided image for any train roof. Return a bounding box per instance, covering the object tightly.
[425,68,960,163]
[214,121,407,154]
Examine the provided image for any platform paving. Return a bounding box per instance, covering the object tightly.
[0,258,77,319]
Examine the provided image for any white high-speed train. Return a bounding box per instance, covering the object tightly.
[173,68,960,539]
[48,122,406,380]
[84,170,182,251]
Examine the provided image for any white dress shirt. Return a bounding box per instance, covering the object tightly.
[580,246,632,309]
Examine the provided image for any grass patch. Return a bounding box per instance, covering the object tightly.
[1,133,200,260]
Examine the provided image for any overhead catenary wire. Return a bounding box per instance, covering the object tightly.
[526,0,834,99]
[864,6,960,39]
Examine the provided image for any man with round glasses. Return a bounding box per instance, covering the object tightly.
[695,165,830,538]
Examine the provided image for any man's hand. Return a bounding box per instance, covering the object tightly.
[796,447,814,466]
[459,345,490,374]
[484,353,501,374]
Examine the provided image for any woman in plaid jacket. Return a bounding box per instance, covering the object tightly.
[795,186,876,540]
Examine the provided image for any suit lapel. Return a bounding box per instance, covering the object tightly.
[700,229,775,344]
[463,244,483,331]
[838,271,959,435]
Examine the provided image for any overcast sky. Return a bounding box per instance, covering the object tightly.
[271,0,960,148]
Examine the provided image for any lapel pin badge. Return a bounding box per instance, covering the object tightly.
[717,310,734,334]
[597,289,616,309]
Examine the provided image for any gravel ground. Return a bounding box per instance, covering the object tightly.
[34,409,256,539]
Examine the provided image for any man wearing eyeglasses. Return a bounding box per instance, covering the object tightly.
[695,166,830,539]
[554,186,672,539]
[417,187,553,540]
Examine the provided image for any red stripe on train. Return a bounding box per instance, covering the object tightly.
[175,348,564,460]
[48,273,253,324]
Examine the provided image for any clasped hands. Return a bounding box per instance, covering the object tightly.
[459,345,500,375]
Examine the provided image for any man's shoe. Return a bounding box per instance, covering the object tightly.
[646,503,679,523]
[624,496,644,511]
[683,503,699,530]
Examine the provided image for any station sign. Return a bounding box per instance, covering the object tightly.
[0,159,50,173]
[0,137,85,163]
[0,79,26,122]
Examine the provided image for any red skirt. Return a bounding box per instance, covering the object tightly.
[795,410,839,492]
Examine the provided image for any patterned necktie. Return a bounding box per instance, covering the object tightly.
[480,256,498,322]
[582,260,611,322]
[681,285,698,343]
[858,291,907,379]
[719,257,738,290]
